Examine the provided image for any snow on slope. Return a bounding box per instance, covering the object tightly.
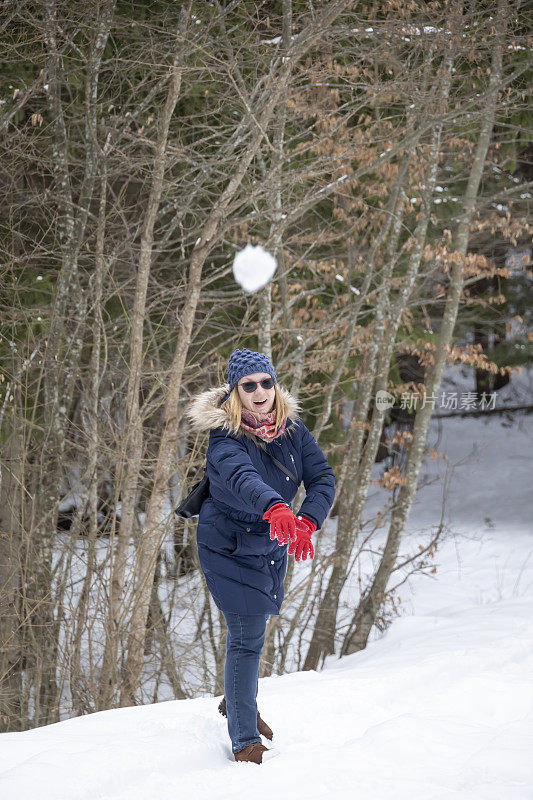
[1,391,532,800]
[2,532,532,799]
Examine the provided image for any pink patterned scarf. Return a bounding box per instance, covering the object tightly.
[240,407,287,442]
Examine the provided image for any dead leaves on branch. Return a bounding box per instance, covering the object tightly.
[375,465,408,490]
[446,343,516,378]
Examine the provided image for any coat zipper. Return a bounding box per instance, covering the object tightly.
[289,452,298,484]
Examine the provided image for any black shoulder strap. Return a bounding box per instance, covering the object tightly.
[266,450,298,484]
[257,442,298,484]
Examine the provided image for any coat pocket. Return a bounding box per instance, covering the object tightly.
[234,523,271,557]
[199,515,239,556]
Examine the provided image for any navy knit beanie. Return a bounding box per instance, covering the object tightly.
[221,348,277,403]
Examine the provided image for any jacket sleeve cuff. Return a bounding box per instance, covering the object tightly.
[262,496,287,516]
[295,510,319,528]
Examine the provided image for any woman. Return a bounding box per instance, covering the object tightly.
[185,348,335,763]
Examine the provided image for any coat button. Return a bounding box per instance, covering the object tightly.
[273,594,277,599]
[246,527,250,532]
[286,476,289,481]
[270,560,274,565]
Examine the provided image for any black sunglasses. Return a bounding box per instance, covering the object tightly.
[239,377,275,393]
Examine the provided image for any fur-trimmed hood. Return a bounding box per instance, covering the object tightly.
[184,383,301,440]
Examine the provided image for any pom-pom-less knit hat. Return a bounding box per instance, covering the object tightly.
[221,348,277,404]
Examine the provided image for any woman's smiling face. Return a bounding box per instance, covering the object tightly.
[237,372,276,415]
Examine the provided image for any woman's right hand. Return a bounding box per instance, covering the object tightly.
[262,502,298,546]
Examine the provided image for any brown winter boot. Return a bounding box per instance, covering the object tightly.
[218,696,274,740]
[234,741,269,764]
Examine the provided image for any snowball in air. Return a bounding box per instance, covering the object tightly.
[233,244,277,293]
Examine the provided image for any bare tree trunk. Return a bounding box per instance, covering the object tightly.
[98,3,192,709]
[304,49,454,670]
[342,3,506,655]
[302,161,413,669]
[203,591,226,697]
[0,430,24,731]
[71,160,109,715]
[26,0,115,726]
[148,555,187,700]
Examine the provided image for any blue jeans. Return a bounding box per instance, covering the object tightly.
[222,610,270,754]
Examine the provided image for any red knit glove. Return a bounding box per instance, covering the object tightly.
[262,502,297,546]
[288,514,317,561]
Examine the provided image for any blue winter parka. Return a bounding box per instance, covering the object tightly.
[184,383,335,615]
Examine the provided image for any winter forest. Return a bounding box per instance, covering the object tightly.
[1,0,532,792]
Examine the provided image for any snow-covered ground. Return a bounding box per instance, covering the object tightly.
[1,375,532,800]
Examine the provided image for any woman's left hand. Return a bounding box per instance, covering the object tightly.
[288,515,317,561]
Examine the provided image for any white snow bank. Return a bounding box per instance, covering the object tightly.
[2,527,532,800]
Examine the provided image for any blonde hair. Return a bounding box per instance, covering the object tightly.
[221,383,291,439]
